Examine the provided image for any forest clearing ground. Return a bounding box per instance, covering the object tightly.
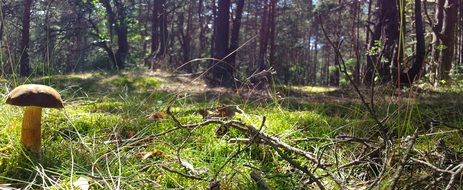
[149,71,356,104]
[149,70,463,106]
[0,71,463,189]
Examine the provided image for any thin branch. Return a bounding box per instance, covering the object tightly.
[390,129,419,189]
[160,165,207,181]
[318,14,387,138]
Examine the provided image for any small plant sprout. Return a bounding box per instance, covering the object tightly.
[6,84,64,154]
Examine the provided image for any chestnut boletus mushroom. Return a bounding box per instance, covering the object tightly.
[6,84,63,153]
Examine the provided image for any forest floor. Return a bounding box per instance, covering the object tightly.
[0,71,463,189]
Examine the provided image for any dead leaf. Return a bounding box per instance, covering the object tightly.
[138,150,164,160]
[199,105,242,119]
[147,111,166,121]
[142,152,154,160]
[127,130,136,138]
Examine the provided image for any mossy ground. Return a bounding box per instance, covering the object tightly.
[0,72,462,189]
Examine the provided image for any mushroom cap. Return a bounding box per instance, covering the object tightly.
[6,84,64,108]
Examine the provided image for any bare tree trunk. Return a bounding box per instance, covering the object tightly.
[306,28,313,84]
[257,0,270,71]
[100,0,128,70]
[100,0,115,42]
[150,0,167,71]
[381,0,399,84]
[208,0,234,87]
[312,26,318,84]
[114,0,128,70]
[268,0,277,66]
[364,0,381,86]
[364,0,398,85]
[459,0,463,68]
[159,0,168,59]
[321,45,329,85]
[400,0,425,85]
[178,3,193,72]
[228,0,245,67]
[330,48,340,86]
[431,0,445,84]
[151,0,159,54]
[352,0,361,84]
[44,0,56,72]
[100,0,117,68]
[329,0,342,87]
[19,0,32,76]
[0,4,3,72]
[438,0,458,81]
[210,0,217,61]
[0,8,2,43]
[198,0,206,57]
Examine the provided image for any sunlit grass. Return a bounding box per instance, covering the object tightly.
[277,85,339,94]
[0,72,462,189]
[294,85,339,93]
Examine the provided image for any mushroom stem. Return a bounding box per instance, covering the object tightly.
[21,106,42,153]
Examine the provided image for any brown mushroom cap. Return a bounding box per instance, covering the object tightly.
[6,84,64,108]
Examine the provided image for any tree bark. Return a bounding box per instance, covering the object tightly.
[268,0,277,66]
[257,0,270,71]
[19,0,32,76]
[151,0,160,54]
[228,0,245,67]
[351,0,361,84]
[208,0,234,87]
[100,0,115,42]
[0,8,3,43]
[210,0,217,61]
[150,0,167,70]
[159,0,168,59]
[381,0,399,84]
[178,3,194,72]
[364,0,381,86]
[459,0,463,67]
[430,0,444,84]
[198,0,206,57]
[114,0,128,70]
[438,0,458,81]
[364,0,399,85]
[312,24,318,84]
[400,0,425,85]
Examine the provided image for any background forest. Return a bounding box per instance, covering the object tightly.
[1,0,463,189]
[1,0,460,87]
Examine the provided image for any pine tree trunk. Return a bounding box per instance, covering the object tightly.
[400,0,425,85]
[114,0,128,70]
[438,0,458,81]
[19,0,32,76]
[208,0,234,87]
[229,0,245,67]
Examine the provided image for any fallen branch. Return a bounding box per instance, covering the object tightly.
[250,170,272,190]
[390,129,419,189]
[160,165,206,181]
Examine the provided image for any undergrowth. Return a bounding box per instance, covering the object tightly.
[0,72,462,189]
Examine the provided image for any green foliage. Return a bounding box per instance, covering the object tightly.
[367,40,384,55]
